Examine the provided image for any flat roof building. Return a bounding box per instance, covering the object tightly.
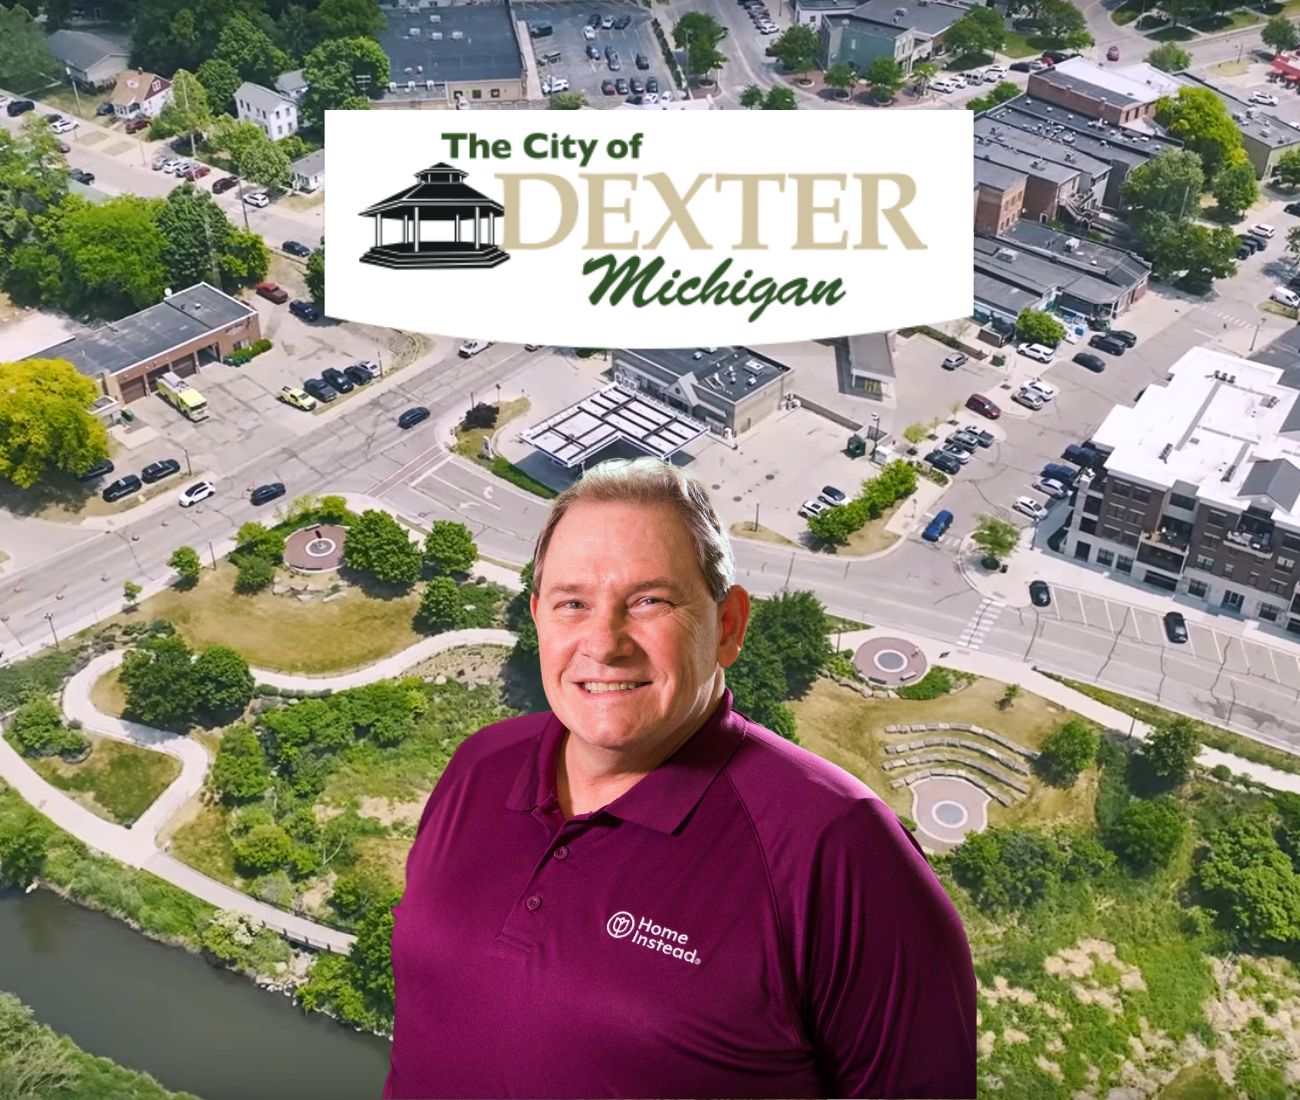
[31,283,260,404]
[1174,73,1300,178]
[1027,58,1176,126]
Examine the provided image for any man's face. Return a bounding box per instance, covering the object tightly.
[531,499,747,757]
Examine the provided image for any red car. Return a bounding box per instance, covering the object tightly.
[124,116,149,134]
[966,393,1001,419]
[255,281,289,304]
[182,164,210,181]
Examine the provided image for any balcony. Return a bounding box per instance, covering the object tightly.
[1141,517,1192,553]
[1224,526,1273,558]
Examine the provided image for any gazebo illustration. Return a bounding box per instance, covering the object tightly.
[358,163,510,269]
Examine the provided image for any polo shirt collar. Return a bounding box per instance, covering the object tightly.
[506,689,746,835]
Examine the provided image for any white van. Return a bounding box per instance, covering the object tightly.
[458,339,492,358]
[1271,286,1300,308]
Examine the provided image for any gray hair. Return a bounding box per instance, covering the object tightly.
[531,457,736,603]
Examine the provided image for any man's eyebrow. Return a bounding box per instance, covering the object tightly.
[544,578,685,596]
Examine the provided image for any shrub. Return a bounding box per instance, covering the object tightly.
[462,403,499,431]
[897,667,953,701]
[234,554,275,594]
[489,457,558,498]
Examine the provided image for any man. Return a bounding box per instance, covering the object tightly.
[386,457,976,1099]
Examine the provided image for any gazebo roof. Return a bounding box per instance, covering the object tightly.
[359,164,504,216]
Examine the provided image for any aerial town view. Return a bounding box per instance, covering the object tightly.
[2,0,1300,1096]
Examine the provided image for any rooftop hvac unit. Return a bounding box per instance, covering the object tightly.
[1064,237,1080,251]
[692,350,704,360]
[1159,443,1172,461]
[451,29,464,39]
[744,358,764,372]
[407,80,415,91]
[409,25,420,35]
[404,66,412,73]
[430,12,439,19]
[388,81,397,92]
[431,31,442,38]
[746,376,757,387]
[425,79,434,90]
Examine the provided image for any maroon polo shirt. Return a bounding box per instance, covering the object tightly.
[385,690,976,1099]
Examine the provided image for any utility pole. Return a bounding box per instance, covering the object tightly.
[183,446,192,475]
[870,412,881,459]
[753,501,760,532]
[43,612,59,650]
[208,541,217,569]
[65,67,82,117]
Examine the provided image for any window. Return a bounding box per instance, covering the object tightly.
[1260,603,1280,622]
[1107,503,1125,518]
[1282,534,1300,553]
[1116,555,1133,574]
[1269,577,1288,595]
[1278,556,1297,571]
[1188,579,1208,598]
[1102,525,1122,540]
[491,88,501,98]
[1112,482,1131,498]
[1169,492,1197,511]
[1079,517,1097,534]
[1223,562,1234,578]
[1195,555,1214,571]
[1222,590,1244,612]
[1131,486,1151,504]
[472,89,482,99]
[1097,548,1114,567]
[1082,496,1101,516]
[1207,510,1226,527]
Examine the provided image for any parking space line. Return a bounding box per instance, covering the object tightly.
[1102,600,1116,633]
[1130,612,1143,643]
[1206,629,1223,664]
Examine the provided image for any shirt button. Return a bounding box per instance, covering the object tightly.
[553,846,569,860]
[526,895,542,911]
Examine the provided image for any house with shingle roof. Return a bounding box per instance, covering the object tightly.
[47,29,128,89]
[109,69,171,121]
[235,81,299,140]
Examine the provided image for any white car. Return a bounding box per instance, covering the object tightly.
[243,191,270,208]
[1025,377,1059,401]
[583,24,596,39]
[1249,223,1276,239]
[1014,496,1049,521]
[178,480,216,508]
[798,499,827,519]
[542,76,570,94]
[1034,477,1068,499]
[458,339,492,358]
[930,78,960,94]
[1017,342,1055,364]
[1251,92,1278,106]
[1271,286,1300,308]
[160,158,181,173]
[1027,59,1049,72]
[1013,388,1046,411]
[51,117,77,134]
[984,65,1007,81]
[758,22,780,33]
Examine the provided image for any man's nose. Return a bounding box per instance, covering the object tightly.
[580,605,635,662]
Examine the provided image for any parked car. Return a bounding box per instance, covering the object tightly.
[529,20,553,37]
[289,299,320,321]
[629,77,644,95]
[1034,477,1069,498]
[1248,223,1276,239]
[1041,462,1077,486]
[182,164,210,181]
[1025,378,1058,401]
[212,175,239,194]
[921,509,954,542]
[343,363,373,387]
[1285,201,1300,216]
[124,116,149,134]
[588,12,602,27]
[77,457,114,481]
[1271,286,1300,308]
[1238,233,1264,254]
[1063,442,1101,466]
[615,77,629,95]
[1089,333,1127,355]
[819,485,847,506]
[948,429,980,452]
[69,168,94,184]
[283,240,311,258]
[255,281,288,304]
[941,352,967,370]
[398,406,431,430]
[1107,329,1138,348]
[1074,351,1106,372]
[250,482,287,506]
[178,480,216,508]
[1009,61,1034,73]
[941,443,972,464]
[278,385,318,411]
[601,13,614,27]
[636,53,650,69]
[614,14,633,28]
[1028,580,1052,607]
[1012,388,1046,411]
[966,393,1000,419]
[458,339,491,358]
[1014,496,1048,521]
[646,77,660,94]
[542,76,570,94]
[1017,342,1055,364]
[966,427,995,448]
[51,117,77,134]
[152,154,171,170]
[102,475,142,503]
[602,79,617,95]
[302,378,338,403]
[141,458,181,484]
[321,367,354,393]
[608,54,621,71]
[798,498,828,519]
[1250,91,1278,106]
[6,99,34,117]
[243,191,270,208]
[924,450,962,475]
[586,43,601,60]
[1163,610,1189,644]
[96,101,114,116]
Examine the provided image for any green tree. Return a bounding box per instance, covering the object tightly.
[1262,16,1300,56]
[748,591,833,698]
[903,423,928,445]
[864,57,904,102]
[415,575,470,633]
[823,62,856,99]
[972,515,1020,564]
[739,83,765,108]
[210,723,271,803]
[911,59,939,95]
[169,545,202,588]
[1277,148,1300,190]
[157,183,229,290]
[1195,817,1300,948]
[122,580,141,610]
[4,695,85,758]
[149,69,212,148]
[119,634,198,727]
[0,358,108,489]
[1035,0,1091,45]
[1121,149,1205,229]
[0,806,50,888]
[330,868,399,925]
[217,225,270,290]
[423,521,477,576]
[1147,42,1192,73]
[306,246,325,311]
[1141,217,1237,282]
[0,124,69,279]
[1211,158,1259,221]
[235,822,295,876]
[0,3,62,98]
[945,6,1005,58]
[1036,719,1099,786]
[349,892,399,1018]
[950,825,1111,912]
[548,91,587,109]
[1104,798,1185,871]
[310,0,386,44]
[725,631,797,741]
[234,554,275,594]
[213,11,292,87]
[196,57,242,116]
[302,37,390,130]
[53,195,169,317]
[1156,87,1246,179]
[673,12,728,82]
[1141,715,1200,784]
[770,24,819,80]
[762,86,798,110]
[806,501,859,544]
[1160,0,1206,30]
[235,520,286,561]
[343,509,423,586]
[193,644,254,715]
[209,116,292,193]
[1015,308,1065,346]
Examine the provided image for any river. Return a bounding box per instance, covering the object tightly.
[0,887,391,1100]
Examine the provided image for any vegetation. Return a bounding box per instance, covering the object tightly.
[3,694,87,759]
[823,62,856,99]
[1147,42,1191,72]
[1036,718,1098,786]
[0,359,109,490]
[769,25,819,80]
[971,514,1020,565]
[896,667,955,701]
[945,6,1006,58]
[1015,308,1065,347]
[31,735,181,827]
[761,86,798,110]
[169,546,203,588]
[489,456,559,498]
[306,245,325,311]
[1155,87,1246,180]
[672,12,728,82]
[1141,715,1200,786]
[119,631,254,728]
[1211,159,1258,221]
[423,521,477,577]
[0,648,78,713]
[342,509,423,588]
[1262,15,1300,55]
[965,81,1020,114]
[806,460,917,546]
[863,57,905,102]
[740,83,765,108]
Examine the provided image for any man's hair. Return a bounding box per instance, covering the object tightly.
[531,457,736,603]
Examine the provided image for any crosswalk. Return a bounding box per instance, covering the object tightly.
[958,597,1005,649]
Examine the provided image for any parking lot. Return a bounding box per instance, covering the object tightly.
[519,2,673,106]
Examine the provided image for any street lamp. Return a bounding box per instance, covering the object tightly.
[43,612,59,650]
[870,412,881,459]
[183,446,192,475]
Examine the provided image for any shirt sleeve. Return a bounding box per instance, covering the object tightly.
[801,797,977,1099]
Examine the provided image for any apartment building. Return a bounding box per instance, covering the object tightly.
[235,81,299,139]
[1059,346,1300,635]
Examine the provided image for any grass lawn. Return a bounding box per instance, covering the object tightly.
[168,801,239,885]
[1190,9,1261,30]
[835,498,905,556]
[1150,24,1198,40]
[1112,0,1144,25]
[1052,676,1300,777]
[1206,58,1250,76]
[1158,1061,1237,1099]
[90,666,126,718]
[999,32,1040,59]
[279,191,323,213]
[122,561,424,674]
[453,397,531,459]
[30,733,180,825]
[790,677,1094,831]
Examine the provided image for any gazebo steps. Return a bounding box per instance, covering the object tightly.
[359,245,510,269]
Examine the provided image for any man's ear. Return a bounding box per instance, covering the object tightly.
[716,585,750,670]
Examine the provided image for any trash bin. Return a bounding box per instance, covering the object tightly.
[121,409,135,423]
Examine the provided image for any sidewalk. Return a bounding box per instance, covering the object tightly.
[838,628,1300,796]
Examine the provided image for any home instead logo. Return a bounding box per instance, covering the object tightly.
[606,910,702,966]
[325,111,974,347]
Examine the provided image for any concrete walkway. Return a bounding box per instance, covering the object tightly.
[840,629,1300,796]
